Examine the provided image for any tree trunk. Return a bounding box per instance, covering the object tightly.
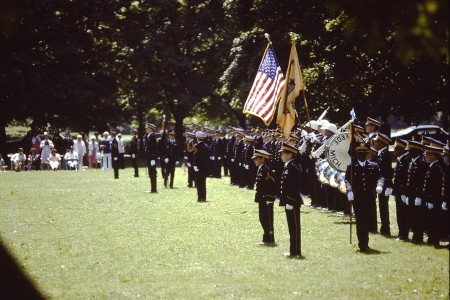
[0,121,9,165]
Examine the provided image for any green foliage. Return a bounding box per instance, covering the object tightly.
[0,169,448,298]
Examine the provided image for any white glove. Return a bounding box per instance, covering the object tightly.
[131,154,136,159]
[405,197,409,205]
[427,202,434,209]
[114,157,118,161]
[245,164,249,170]
[347,191,354,201]
[211,156,215,160]
[414,197,422,206]
[238,163,241,166]
[217,157,221,160]
[175,161,179,165]
[401,195,407,204]
[184,156,188,160]
[186,162,191,167]
[164,158,169,163]
[376,186,383,194]
[385,188,393,196]
[150,160,156,166]
[299,142,307,154]
[193,166,199,172]
[285,204,294,210]
[442,202,448,211]
[231,159,235,162]
[266,201,272,205]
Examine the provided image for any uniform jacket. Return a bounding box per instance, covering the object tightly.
[422,161,443,205]
[163,139,178,160]
[130,135,138,155]
[345,160,384,197]
[442,163,449,203]
[279,160,304,207]
[405,155,428,199]
[375,148,393,188]
[193,141,210,172]
[255,163,278,203]
[145,133,158,160]
[392,153,411,196]
[111,137,119,157]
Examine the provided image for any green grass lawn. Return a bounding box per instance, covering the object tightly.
[0,168,448,299]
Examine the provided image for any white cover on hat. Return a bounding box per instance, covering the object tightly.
[308,120,319,130]
[322,123,337,133]
[317,119,329,126]
[196,131,206,138]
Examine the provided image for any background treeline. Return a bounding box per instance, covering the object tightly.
[1,0,448,146]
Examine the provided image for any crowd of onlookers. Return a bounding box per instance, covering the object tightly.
[3,131,129,172]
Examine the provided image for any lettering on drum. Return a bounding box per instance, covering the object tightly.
[325,133,351,172]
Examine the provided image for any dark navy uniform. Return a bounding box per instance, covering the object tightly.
[374,147,393,235]
[163,136,178,188]
[144,125,159,193]
[111,134,120,179]
[392,151,411,239]
[345,158,384,251]
[193,134,210,202]
[423,159,444,245]
[254,158,278,244]
[130,132,139,177]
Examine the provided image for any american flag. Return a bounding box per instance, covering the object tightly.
[243,45,285,125]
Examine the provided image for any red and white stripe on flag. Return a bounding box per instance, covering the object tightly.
[243,45,285,125]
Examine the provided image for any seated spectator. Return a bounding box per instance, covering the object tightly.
[27,148,41,171]
[0,154,6,172]
[64,146,79,170]
[47,148,61,171]
[11,148,27,171]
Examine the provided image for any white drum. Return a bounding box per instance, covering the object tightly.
[325,132,351,172]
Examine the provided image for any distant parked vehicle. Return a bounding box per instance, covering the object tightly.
[391,125,448,142]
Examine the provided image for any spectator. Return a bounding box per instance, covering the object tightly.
[100,131,112,170]
[11,148,27,171]
[73,134,86,170]
[27,148,41,171]
[64,146,79,170]
[117,133,126,169]
[88,136,99,169]
[47,148,61,171]
[0,154,6,172]
[30,131,42,154]
[40,132,54,169]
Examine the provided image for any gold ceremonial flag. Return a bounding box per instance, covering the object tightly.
[276,40,305,137]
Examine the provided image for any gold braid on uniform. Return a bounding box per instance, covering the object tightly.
[186,141,197,152]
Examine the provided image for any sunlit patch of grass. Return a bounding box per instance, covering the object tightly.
[0,168,448,299]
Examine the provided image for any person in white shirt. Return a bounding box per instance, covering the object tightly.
[88,136,99,169]
[64,147,79,170]
[47,148,61,171]
[11,148,27,171]
[40,132,54,169]
[73,135,86,170]
[117,133,126,169]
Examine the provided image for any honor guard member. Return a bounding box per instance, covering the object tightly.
[130,129,139,177]
[372,133,394,236]
[242,135,256,189]
[253,149,278,245]
[441,145,449,241]
[218,130,228,177]
[278,143,304,258]
[403,140,428,244]
[193,131,210,202]
[391,139,411,240]
[209,131,222,178]
[184,132,196,188]
[231,131,245,186]
[345,143,384,252]
[111,129,120,179]
[422,145,444,246]
[364,117,381,145]
[163,131,179,188]
[225,128,236,179]
[144,122,158,193]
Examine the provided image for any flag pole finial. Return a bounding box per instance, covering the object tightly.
[264,33,271,43]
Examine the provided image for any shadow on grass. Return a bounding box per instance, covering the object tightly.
[358,248,390,255]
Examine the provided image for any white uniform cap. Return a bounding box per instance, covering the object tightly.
[322,123,337,133]
[308,120,318,130]
[196,131,207,138]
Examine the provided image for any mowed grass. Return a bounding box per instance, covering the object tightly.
[0,167,448,299]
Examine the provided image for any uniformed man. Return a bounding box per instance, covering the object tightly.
[209,131,222,178]
[422,144,444,246]
[242,135,256,189]
[372,133,394,236]
[345,143,384,252]
[130,129,139,178]
[391,139,410,240]
[184,132,196,188]
[163,131,179,188]
[364,117,381,145]
[404,140,428,244]
[441,145,449,242]
[144,123,158,193]
[193,131,210,202]
[278,143,304,258]
[253,149,278,245]
[111,129,120,179]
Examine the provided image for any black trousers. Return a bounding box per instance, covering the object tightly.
[164,161,176,187]
[285,206,301,255]
[112,156,119,179]
[131,156,139,177]
[259,200,275,243]
[148,164,157,192]
[409,202,425,243]
[352,195,372,250]
[395,194,408,238]
[187,166,195,187]
[195,170,207,201]
[222,158,229,176]
[378,193,390,235]
[425,205,439,245]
